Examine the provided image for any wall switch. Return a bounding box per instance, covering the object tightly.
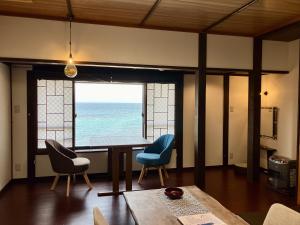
[15,164,21,172]
[229,153,233,159]
[14,105,20,114]
[230,106,234,112]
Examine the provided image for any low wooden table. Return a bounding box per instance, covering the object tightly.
[123,186,248,225]
[94,136,151,196]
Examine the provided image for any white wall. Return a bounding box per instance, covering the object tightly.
[228,76,248,165]
[0,16,290,71]
[261,40,300,165]
[0,63,11,190]
[183,75,195,168]
[11,65,30,178]
[262,40,289,71]
[207,34,253,70]
[206,76,223,166]
[183,75,224,168]
[0,15,198,67]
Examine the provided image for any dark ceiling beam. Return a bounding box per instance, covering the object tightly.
[202,0,258,32]
[140,0,161,25]
[66,0,74,19]
[259,20,300,42]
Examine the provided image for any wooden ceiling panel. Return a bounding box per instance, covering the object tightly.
[210,0,300,36]
[71,0,156,25]
[0,0,67,20]
[144,0,251,31]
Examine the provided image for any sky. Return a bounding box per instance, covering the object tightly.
[75,82,143,103]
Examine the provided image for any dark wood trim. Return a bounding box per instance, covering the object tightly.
[247,38,262,182]
[27,71,37,180]
[175,76,184,172]
[203,0,258,32]
[140,0,161,25]
[223,76,229,166]
[72,80,76,149]
[66,0,74,19]
[262,70,289,75]
[0,57,197,72]
[297,43,300,205]
[0,180,12,196]
[195,33,207,189]
[143,83,147,138]
[9,64,13,179]
[259,20,300,42]
[31,65,184,83]
[0,57,289,76]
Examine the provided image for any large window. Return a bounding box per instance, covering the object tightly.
[75,82,143,147]
[36,79,175,151]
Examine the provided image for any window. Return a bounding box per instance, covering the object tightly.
[75,82,143,147]
[36,79,176,151]
[37,80,73,149]
[146,83,175,142]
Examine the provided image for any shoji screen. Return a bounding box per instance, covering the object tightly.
[146,83,175,142]
[37,80,73,149]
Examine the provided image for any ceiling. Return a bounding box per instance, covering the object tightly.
[0,0,299,38]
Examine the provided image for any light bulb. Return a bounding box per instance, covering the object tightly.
[64,57,78,78]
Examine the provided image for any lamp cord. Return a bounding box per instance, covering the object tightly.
[69,18,72,58]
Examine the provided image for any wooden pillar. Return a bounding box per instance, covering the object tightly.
[175,76,184,172]
[247,38,262,182]
[223,76,229,166]
[297,42,300,205]
[195,33,207,189]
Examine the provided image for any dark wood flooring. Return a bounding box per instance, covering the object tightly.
[0,167,299,225]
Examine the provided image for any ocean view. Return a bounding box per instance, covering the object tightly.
[75,102,143,146]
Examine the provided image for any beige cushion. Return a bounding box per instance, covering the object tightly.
[72,157,90,166]
[93,207,109,225]
[263,203,300,225]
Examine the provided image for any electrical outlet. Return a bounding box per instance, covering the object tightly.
[15,164,21,172]
[230,106,234,112]
[229,153,233,159]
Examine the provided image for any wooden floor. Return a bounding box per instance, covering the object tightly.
[0,167,299,225]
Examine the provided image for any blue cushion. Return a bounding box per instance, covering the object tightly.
[136,153,161,166]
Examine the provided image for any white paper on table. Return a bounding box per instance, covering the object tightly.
[177,213,227,225]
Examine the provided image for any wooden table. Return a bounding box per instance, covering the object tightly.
[95,136,151,196]
[123,186,248,225]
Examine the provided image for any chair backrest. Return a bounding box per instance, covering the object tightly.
[263,203,300,225]
[45,139,74,174]
[154,134,175,164]
[93,207,109,225]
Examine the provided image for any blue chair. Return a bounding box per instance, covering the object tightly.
[136,134,175,186]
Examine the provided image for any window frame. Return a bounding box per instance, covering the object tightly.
[27,65,184,179]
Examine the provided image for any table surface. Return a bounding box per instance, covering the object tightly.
[123,186,249,225]
[87,136,152,148]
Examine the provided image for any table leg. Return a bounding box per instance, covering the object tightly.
[125,148,132,191]
[107,147,112,178]
[112,149,120,193]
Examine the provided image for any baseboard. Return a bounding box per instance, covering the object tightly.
[0,179,12,196]
[9,166,236,184]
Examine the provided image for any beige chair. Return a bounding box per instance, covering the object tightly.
[93,207,109,225]
[263,203,300,225]
[45,140,93,197]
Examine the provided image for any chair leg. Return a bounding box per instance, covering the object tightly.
[50,174,60,190]
[158,167,164,187]
[144,168,148,177]
[163,165,169,179]
[66,175,71,197]
[83,172,93,189]
[138,166,145,184]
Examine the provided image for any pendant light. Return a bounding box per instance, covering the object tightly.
[64,17,78,78]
